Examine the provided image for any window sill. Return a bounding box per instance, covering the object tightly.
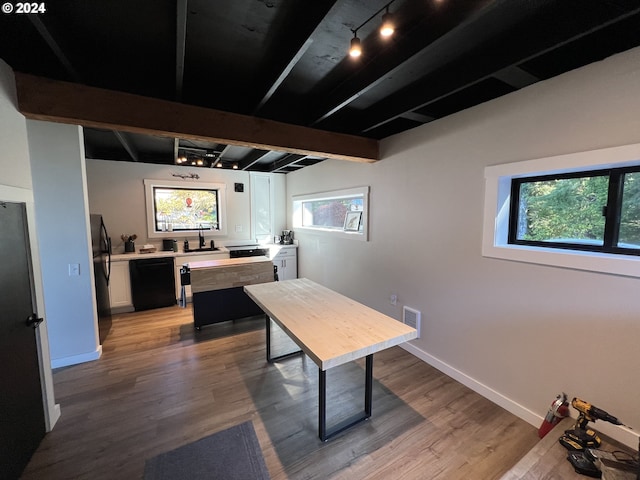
[482,242,640,279]
[295,226,367,241]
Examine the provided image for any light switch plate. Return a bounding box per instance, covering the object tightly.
[68,263,80,276]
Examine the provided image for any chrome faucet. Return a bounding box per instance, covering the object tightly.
[198,225,205,248]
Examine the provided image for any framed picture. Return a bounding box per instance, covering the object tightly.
[344,211,362,232]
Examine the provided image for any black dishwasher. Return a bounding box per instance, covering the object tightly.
[129,257,176,311]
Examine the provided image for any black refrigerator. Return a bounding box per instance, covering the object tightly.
[90,214,112,343]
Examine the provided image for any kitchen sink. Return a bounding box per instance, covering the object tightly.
[184,247,220,253]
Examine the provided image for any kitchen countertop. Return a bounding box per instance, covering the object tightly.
[111,247,230,262]
[111,243,297,262]
[111,241,298,262]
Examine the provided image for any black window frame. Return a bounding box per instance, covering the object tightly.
[151,185,220,233]
[508,165,640,256]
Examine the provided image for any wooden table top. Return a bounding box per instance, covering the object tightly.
[244,278,417,370]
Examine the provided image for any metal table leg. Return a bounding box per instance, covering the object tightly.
[319,354,373,441]
[265,315,302,363]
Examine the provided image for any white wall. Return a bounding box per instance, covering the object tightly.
[85,159,287,252]
[286,47,640,447]
[27,121,101,368]
[0,60,60,430]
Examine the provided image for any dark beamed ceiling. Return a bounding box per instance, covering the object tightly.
[1,0,640,173]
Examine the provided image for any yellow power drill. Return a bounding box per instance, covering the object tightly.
[559,397,624,451]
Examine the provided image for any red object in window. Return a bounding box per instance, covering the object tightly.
[186,197,192,207]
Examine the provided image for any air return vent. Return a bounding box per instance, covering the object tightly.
[402,306,421,339]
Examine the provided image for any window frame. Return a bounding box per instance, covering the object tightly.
[507,166,640,256]
[144,179,227,239]
[482,143,640,278]
[292,186,369,241]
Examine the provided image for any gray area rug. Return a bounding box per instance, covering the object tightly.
[144,421,270,480]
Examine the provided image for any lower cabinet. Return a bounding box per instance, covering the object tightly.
[271,246,297,281]
[109,261,132,310]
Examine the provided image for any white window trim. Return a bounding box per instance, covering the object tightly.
[482,143,640,278]
[144,178,227,239]
[292,186,369,241]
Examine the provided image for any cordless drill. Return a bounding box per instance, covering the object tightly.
[559,397,624,451]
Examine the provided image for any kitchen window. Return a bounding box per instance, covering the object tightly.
[144,179,227,238]
[292,186,369,241]
[509,168,640,255]
[482,143,640,278]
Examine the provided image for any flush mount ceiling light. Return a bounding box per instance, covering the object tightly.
[348,0,397,59]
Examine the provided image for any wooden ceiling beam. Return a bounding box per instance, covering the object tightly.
[14,73,378,164]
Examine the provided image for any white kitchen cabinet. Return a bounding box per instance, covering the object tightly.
[109,261,132,311]
[271,245,297,281]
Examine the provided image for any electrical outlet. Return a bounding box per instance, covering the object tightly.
[390,294,398,306]
[68,263,80,276]
[235,224,243,232]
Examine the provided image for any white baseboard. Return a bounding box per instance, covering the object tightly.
[47,403,61,432]
[51,345,102,369]
[400,342,638,449]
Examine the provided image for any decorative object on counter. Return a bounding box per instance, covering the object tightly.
[162,239,175,251]
[344,211,362,232]
[121,234,137,253]
[139,244,157,254]
[281,230,294,244]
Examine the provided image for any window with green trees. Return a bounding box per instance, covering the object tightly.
[509,167,640,254]
[152,186,219,232]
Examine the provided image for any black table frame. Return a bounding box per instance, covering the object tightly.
[265,315,374,441]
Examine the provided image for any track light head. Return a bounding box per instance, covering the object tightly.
[349,35,362,58]
[380,11,395,37]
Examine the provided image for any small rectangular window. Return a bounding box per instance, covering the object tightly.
[292,186,369,241]
[508,167,640,255]
[301,197,363,230]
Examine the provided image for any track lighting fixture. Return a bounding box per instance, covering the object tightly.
[380,8,395,37]
[349,34,362,58]
[348,0,397,59]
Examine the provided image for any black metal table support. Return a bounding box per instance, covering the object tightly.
[318,354,373,442]
[265,315,303,363]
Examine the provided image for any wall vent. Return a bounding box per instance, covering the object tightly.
[402,306,421,339]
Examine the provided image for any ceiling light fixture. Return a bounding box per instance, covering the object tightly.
[379,8,395,37]
[348,0,397,59]
[349,34,362,58]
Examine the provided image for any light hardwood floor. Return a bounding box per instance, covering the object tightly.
[22,305,539,479]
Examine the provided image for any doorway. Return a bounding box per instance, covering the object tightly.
[0,201,46,479]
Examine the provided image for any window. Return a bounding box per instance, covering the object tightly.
[144,179,227,238]
[292,186,369,241]
[482,142,640,278]
[509,167,640,255]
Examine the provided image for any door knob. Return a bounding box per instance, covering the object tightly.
[26,314,43,329]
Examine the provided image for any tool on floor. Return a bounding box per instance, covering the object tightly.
[538,392,570,438]
[566,451,602,478]
[559,397,625,451]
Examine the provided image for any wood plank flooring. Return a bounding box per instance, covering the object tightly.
[22,306,539,479]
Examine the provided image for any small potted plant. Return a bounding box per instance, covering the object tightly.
[121,234,137,253]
